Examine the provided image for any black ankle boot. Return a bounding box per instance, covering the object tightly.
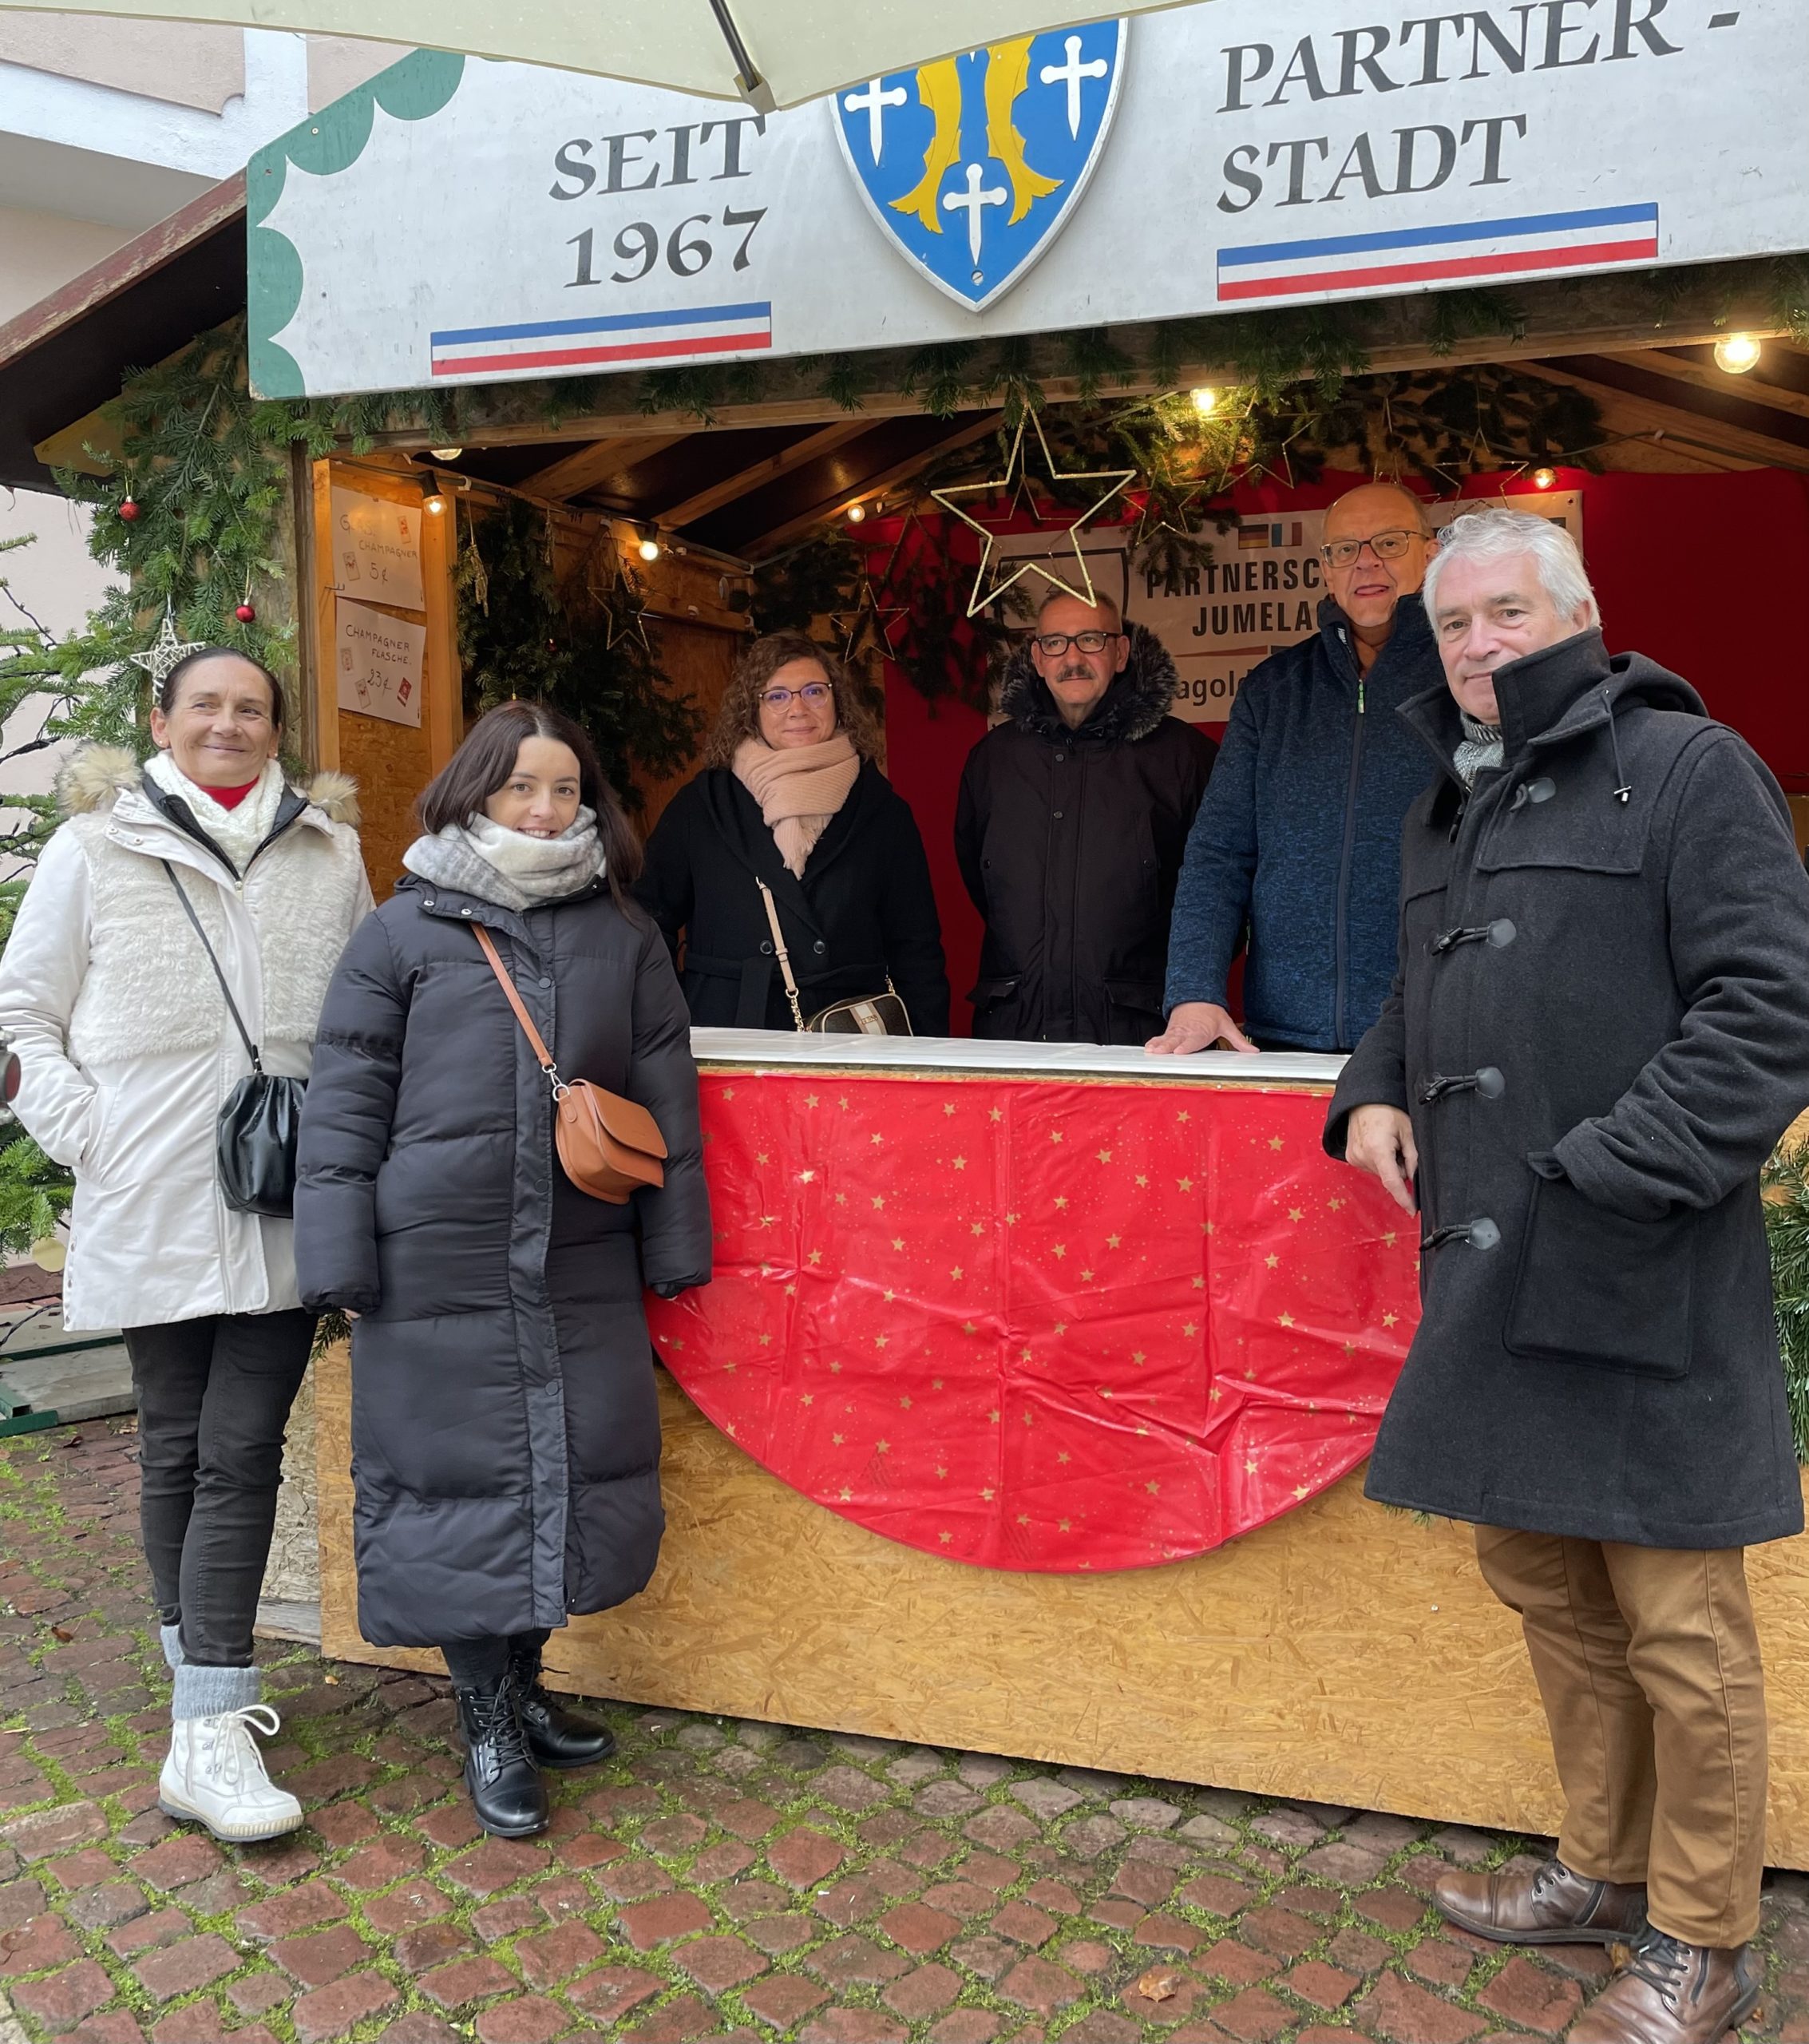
[453,1674,548,1836]
[507,1638,616,1769]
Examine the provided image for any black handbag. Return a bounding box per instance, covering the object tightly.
[163,862,305,1218]
[755,878,911,1036]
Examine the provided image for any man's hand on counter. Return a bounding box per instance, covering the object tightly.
[1146,1001,1259,1056]
[1344,1105,1419,1214]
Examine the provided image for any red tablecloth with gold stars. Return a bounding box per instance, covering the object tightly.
[643,1071,1421,1571]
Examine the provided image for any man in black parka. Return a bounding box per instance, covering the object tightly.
[1328,505,1809,2044]
[955,590,1216,1044]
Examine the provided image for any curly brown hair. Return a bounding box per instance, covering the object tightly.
[703,632,881,769]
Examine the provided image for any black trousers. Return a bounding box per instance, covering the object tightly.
[123,1309,315,1667]
[441,1629,551,1689]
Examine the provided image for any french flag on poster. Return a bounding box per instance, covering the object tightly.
[429,302,774,378]
[1217,203,1660,304]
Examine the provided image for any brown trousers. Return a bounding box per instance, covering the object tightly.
[1475,1527,1767,1947]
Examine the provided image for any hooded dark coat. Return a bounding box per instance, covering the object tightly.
[293,872,711,1647]
[954,626,1217,1044]
[1325,630,1809,1548]
[635,760,949,1034]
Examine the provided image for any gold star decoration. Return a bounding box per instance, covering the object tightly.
[930,409,1135,620]
[829,576,909,664]
[129,604,204,687]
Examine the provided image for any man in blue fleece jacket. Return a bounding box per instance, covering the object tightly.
[1150,480,1443,1054]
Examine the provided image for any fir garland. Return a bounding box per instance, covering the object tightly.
[453,501,701,810]
[1763,1142,1809,1462]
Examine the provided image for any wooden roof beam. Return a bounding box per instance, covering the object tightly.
[1534,353,1809,466]
[519,431,690,500]
[737,410,1005,556]
[1517,360,1772,471]
[655,418,876,530]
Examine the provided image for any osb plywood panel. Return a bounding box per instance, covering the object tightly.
[315,1351,1809,1864]
[338,705,432,903]
[634,621,734,834]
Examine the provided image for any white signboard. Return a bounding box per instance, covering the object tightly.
[336,596,426,727]
[1130,491,1584,725]
[328,485,426,612]
[250,2,1809,400]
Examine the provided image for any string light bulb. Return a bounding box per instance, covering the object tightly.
[637,536,661,562]
[1713,333,1762,374]
[1530,466,1558,491]
[429,446,464,461]
[845,501,867,524]
[1190,387,1218,417]
[423,492,447,516]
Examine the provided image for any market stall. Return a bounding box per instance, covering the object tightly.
[10,0,1809,1868]
[309,1035,1809,1865]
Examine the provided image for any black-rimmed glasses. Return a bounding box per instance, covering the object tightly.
[1032,629,1123,656]
[1320,529,1425,568]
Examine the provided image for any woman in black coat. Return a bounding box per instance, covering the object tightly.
[295,703,709,1838]
[637,632,949,1033]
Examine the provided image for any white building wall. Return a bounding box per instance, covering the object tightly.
[0,24,398,800]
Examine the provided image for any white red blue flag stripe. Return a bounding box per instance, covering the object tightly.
[429,303,773,378]
[1217,204,1659,304]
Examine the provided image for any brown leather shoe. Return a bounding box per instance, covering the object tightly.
[1569,1930,1762,2044]
[1434,1857,1647,1945]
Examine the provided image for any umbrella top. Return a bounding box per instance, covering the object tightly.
[0,0,1199,106]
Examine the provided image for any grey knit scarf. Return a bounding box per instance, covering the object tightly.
[1453,711,1504,788]
[402,810,604,911]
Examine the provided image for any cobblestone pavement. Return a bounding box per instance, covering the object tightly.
[2,1421,1800,2044]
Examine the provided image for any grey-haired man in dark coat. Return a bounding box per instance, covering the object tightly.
[1326,504,1809,2044]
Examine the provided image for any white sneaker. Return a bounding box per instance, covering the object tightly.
[158,1704,303,1842]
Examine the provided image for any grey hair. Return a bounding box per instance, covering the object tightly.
[1423,504,1599,628]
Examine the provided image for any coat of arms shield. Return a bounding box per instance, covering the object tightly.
[833,19,1128,313]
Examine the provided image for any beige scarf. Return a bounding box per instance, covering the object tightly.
[732,733,859,878]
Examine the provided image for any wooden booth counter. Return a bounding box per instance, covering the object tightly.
[317,1034,1809,1865]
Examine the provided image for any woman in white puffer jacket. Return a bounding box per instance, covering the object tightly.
[0,646,370,1841]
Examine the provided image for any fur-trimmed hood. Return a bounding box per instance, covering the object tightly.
[56,743,361,827]
[997,622,1179,745]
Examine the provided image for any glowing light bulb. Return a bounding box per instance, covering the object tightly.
[1190,387,1218,417]
[423,493,447,516]
[1530,466,1558,492]
[1714,333,1762,374]
[429,446,464,461]
[845,501,867,524]
[638,537,661,562]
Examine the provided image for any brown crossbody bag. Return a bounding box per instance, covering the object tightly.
[472,924,667,1204]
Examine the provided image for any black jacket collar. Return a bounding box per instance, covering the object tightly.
[698,755,883,936]
[996,623,1178,746]
[1397,628,1706,785]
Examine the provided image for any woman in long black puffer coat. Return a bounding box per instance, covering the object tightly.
[295,702,710,1837]
[637,632,948,1033]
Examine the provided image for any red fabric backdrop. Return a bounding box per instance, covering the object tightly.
[885,467,1809,1033]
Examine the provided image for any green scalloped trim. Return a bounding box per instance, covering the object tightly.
[247,48,465,399]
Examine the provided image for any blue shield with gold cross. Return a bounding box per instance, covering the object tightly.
[833,19,1127,313]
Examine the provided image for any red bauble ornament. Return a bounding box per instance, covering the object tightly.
[235,601,256,623]
[118,497,140,522]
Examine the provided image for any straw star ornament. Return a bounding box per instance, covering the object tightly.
[129,606,205,687]
[931,411,1135,619]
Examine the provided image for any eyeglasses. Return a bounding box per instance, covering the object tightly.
[760,682,833,709]
[1320,529,1426,568]
[1032,629,1122,656]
